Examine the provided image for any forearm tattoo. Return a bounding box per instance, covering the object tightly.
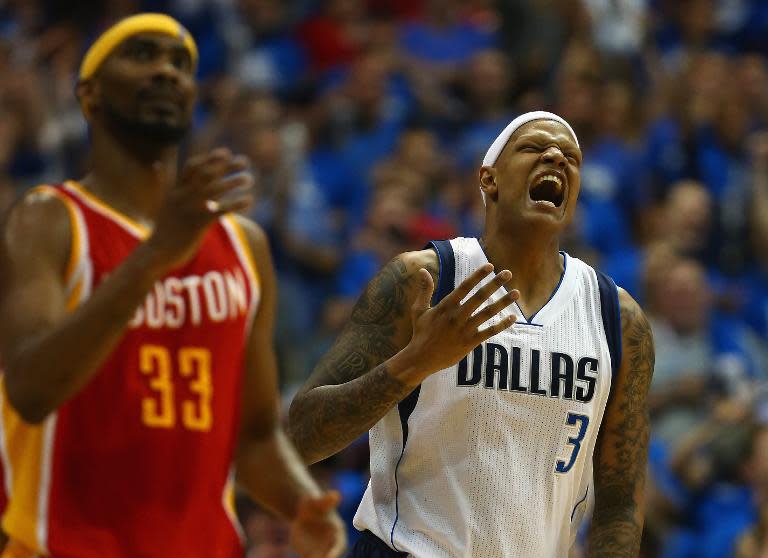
[589,297,655,558]
[289,255,439,463]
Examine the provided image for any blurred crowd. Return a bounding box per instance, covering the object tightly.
[2,0,768,556]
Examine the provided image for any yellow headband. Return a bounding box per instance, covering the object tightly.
[78,13,198,81]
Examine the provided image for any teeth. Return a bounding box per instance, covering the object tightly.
[535,200,556,207]
[535,174,562,188]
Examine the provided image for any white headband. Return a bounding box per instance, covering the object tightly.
[482,110,579,167]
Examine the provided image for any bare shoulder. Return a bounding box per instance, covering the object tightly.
[617,287,643,325]
[400,248,439,278]
[617,287,654,369]
[2,187,72,276]
[350,248,439,327]
[228,213,267,252]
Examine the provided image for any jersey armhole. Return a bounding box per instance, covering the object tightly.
[426,240,456,306]
[595,270,622,381]
[27,185,84,289]
[222,216,261,292]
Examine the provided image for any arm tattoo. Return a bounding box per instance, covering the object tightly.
[588,296,655,558]
[289,255,439,463]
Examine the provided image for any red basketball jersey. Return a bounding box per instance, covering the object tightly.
[0,181,260,557]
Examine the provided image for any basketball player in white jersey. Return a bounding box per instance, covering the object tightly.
[289,112,655,557]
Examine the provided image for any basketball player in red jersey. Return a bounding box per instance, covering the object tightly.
[0,13,345,558]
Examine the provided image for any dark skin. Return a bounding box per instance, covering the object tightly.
[0,32,344,558]
[289,120,654,557]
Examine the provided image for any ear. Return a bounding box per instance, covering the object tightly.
[75,78,98,121]
[479,166,498,201]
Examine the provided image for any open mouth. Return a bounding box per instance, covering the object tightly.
[529,173,565,208]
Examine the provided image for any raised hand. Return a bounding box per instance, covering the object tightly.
[290,491,347,558]
[144,147,255,272]
[399,263,519,385]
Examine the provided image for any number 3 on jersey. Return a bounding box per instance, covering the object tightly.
[140,344,213,431]
[555,412,590,474]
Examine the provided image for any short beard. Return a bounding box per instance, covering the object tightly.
[102,101,189,146]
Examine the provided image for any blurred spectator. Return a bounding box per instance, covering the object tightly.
[653,0,720,75]
[645,256,760,444]
[297,0,368,77]
[655,406,761,558]
[399,0,497,66]
[584,0,647,58]
[498,0,588,94]
[453,49,517,169]
[734,424,768,558]
[331,181,421,319]
[643,50,727,201]
[654,180,712,262]
[320,48,411,219]
[230,0,307,94]
[742,132,768,343]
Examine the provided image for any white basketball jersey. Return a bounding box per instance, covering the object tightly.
[354,237,622,558]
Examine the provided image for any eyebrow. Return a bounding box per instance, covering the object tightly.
[122,36,189,55]
[515,132,579,150]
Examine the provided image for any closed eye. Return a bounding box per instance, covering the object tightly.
[124,40,157,61]
[171,49,192,72]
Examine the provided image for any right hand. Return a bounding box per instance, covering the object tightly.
[398,263,519,385]
[144,148,255,272]
[290,491,347,558]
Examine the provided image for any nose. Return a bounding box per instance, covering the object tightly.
[150,57,181,83]
[541,146,567,168]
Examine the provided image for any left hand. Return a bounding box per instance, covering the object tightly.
[290,490,347,558]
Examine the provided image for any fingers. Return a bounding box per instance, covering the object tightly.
[467,287,520,330]
[181,149,251,195]
[446,263,494,304]
[205,170,253,197]
[313,490,342,512]
[411,268,435,316]
[297,491,342,518]
[207,190,254,215]
[477,313,518,340]
[460,269,513,317]
[177,150,255,215]
[327,535,347,558]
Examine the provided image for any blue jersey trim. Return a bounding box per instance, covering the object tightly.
[526,251,568,323]
[389,240,456,549]
[476,240,567,325]
[391,386,420,550]
[428,240,456,306]
[570,484,590,522]
[595,270,622,380]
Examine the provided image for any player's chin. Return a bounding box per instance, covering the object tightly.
[523,200,569,224]
[136,116,190,143]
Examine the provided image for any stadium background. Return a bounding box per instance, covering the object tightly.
[1,0,768,556]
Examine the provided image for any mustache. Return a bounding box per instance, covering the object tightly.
[137,84,185,104]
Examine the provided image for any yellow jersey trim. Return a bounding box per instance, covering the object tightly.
[63,181,150,239]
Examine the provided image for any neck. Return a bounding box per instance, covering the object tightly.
[480,223,563,314]
[80,128,178,227]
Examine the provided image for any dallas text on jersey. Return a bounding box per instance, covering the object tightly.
[456,342,599,402]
